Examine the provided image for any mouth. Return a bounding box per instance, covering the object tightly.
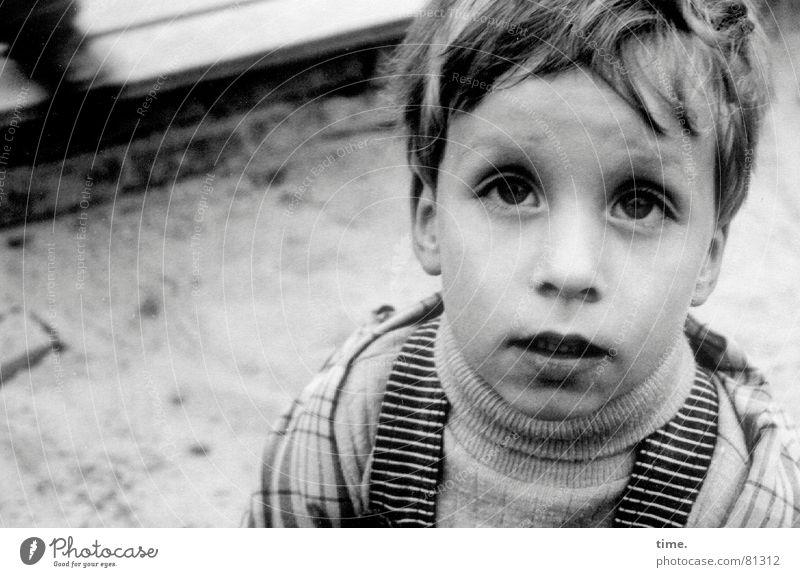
[509,332,610,382]
[516,332,608,359]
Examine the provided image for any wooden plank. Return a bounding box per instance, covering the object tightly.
[85,0,426,96]
[78,0,259,37]
[0,0,424,112]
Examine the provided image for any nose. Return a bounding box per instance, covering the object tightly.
[530,205,603,304]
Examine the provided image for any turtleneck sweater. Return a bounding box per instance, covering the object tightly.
[432,313,697,527]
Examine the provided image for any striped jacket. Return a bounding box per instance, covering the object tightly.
[246,294,800,527]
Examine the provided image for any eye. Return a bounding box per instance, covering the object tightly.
[478,173,542,210]
[610,187,673,225]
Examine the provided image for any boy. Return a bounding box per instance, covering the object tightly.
[248,0,800,527]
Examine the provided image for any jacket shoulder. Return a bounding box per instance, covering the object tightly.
[321,293,443,374]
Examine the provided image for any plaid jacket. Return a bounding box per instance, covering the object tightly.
[246,294,800,527]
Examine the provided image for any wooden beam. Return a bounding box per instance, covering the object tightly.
[84,0,425,97]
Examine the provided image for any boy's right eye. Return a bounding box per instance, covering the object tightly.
[477,173,542,210]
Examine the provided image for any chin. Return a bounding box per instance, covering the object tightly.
[504,383,609,421]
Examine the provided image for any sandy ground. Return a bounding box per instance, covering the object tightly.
[1,27,800,527]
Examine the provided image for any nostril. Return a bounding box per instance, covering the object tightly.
[535,280,560,299]
[580,286,600,304]
[533,280,600,303]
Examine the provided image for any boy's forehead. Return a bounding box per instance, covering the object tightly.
[449,68,714,170]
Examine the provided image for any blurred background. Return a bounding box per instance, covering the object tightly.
[0,0,798,527]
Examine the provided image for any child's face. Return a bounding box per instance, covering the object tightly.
[413,68,727,420]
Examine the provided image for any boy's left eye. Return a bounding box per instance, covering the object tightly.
[610,188,672,224]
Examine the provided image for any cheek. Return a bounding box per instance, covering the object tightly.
[613,239,704,323]
[437,205,528,342]
[660,226,713,289]
[438,206,525,296]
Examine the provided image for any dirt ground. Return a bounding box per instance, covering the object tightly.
[1,25,800,527]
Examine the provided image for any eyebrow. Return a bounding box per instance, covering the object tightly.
[459,128,685,173]
[621,145,684,171]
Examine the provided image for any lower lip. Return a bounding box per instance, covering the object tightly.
[511,347,608,382]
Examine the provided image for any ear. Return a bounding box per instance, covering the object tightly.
[411,183,442,276]
[691,226,728,307]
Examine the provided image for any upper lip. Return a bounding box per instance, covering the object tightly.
[511,331,609,358]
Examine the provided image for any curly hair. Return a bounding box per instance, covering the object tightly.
[391,0,769,226]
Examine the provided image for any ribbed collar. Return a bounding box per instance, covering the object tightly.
[434,313,696,484]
